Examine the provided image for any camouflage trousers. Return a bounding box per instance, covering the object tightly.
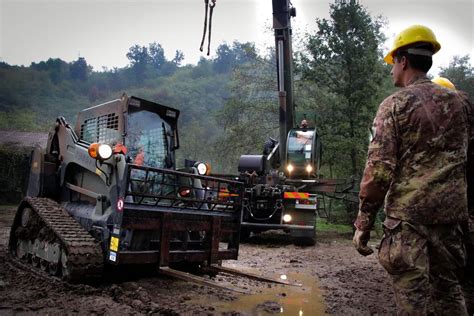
[378,219,467,316]
[462,225,474,315]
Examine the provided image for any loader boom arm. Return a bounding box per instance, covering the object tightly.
[273,0,296,169]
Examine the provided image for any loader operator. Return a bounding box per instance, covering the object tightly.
[352,24,474,315]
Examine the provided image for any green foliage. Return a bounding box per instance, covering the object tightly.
[316,218,353,234]
[439,55,474,102]
[213,41,258,74]
[0,145,31,203]
[0,110,48,131]
[172,50,185,66]
[70,57,90,81]
[126,44,149,82]
[212,53,278,173]
[299,0,389,179]
[31,58,70,84]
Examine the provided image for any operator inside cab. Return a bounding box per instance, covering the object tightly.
[300,119,308,129]
[286,119,320,178]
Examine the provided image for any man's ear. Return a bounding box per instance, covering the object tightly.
[401,56,408,70]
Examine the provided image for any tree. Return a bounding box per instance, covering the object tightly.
[126,44,150,82]
[31,58,70,84]
[213,43,234,74]
[213,41,258,74]
[299,0,388,178]
[172,50,185,66]
[439,55,474,102]
[70,57,89,81]
[213,53,278,172]
[148,42,166,70]
[233,42,258,64]
[191,57,213,78]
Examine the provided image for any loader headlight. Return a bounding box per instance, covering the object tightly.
[283,214,292,223]
[88,143,113,160]
[195,162,211,175]
[98,144,113,160]
[117,197,124,212]
[286,163,294,173]
[306,164,313,173]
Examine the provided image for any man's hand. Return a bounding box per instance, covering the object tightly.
[353,229,374,256]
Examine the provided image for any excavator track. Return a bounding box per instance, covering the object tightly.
[9,197,104,282]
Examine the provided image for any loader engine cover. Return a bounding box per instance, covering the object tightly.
[238,155,265,174]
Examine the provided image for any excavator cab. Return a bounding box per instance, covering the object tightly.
[285,127,321,179]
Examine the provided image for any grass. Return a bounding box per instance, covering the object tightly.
[316,218,353,234]
[316,217,384,239]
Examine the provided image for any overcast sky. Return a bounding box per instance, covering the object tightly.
[1,0,473,76]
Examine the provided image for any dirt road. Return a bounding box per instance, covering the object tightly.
[0,206,396,315]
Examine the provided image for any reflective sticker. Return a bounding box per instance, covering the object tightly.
[110,236,119,252]
[95,168,102,176]
[109,251,117,262]
[284,192,309,199]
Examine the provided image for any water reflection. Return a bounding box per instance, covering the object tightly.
[190,270,327,315]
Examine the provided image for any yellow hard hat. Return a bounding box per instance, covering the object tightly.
[384,25,441,64]
[432,77,456,90]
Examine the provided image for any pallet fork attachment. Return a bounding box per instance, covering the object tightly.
[158,264,301,295]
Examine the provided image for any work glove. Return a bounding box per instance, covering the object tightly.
[353,229,374,256]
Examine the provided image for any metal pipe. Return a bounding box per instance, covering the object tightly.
[278,40,284,92]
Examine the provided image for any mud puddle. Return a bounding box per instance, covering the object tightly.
[191,266,327,315]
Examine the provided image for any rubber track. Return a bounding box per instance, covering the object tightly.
[14,197,104,282]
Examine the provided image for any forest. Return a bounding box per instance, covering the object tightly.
[1,1,473,221]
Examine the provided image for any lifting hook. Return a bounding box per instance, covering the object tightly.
[199,0,216,56]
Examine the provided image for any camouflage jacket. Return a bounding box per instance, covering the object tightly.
[354,75,474,231]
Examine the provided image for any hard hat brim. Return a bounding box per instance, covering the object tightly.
[384,52,394,65]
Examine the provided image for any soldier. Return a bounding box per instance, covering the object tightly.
[432,76,474,314]
[432,76,456,90]
[352,24,474,315]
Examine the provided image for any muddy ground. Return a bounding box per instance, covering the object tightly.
[0,206,396,315]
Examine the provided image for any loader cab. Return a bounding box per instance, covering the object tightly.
[126,100,179,170]
[285,127,321,179]
[75,95,180,170]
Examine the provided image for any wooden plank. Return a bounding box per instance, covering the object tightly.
[210,265,302,287]
[159,267,248,294]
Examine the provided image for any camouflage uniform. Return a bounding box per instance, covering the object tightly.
[354,75,474,315]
